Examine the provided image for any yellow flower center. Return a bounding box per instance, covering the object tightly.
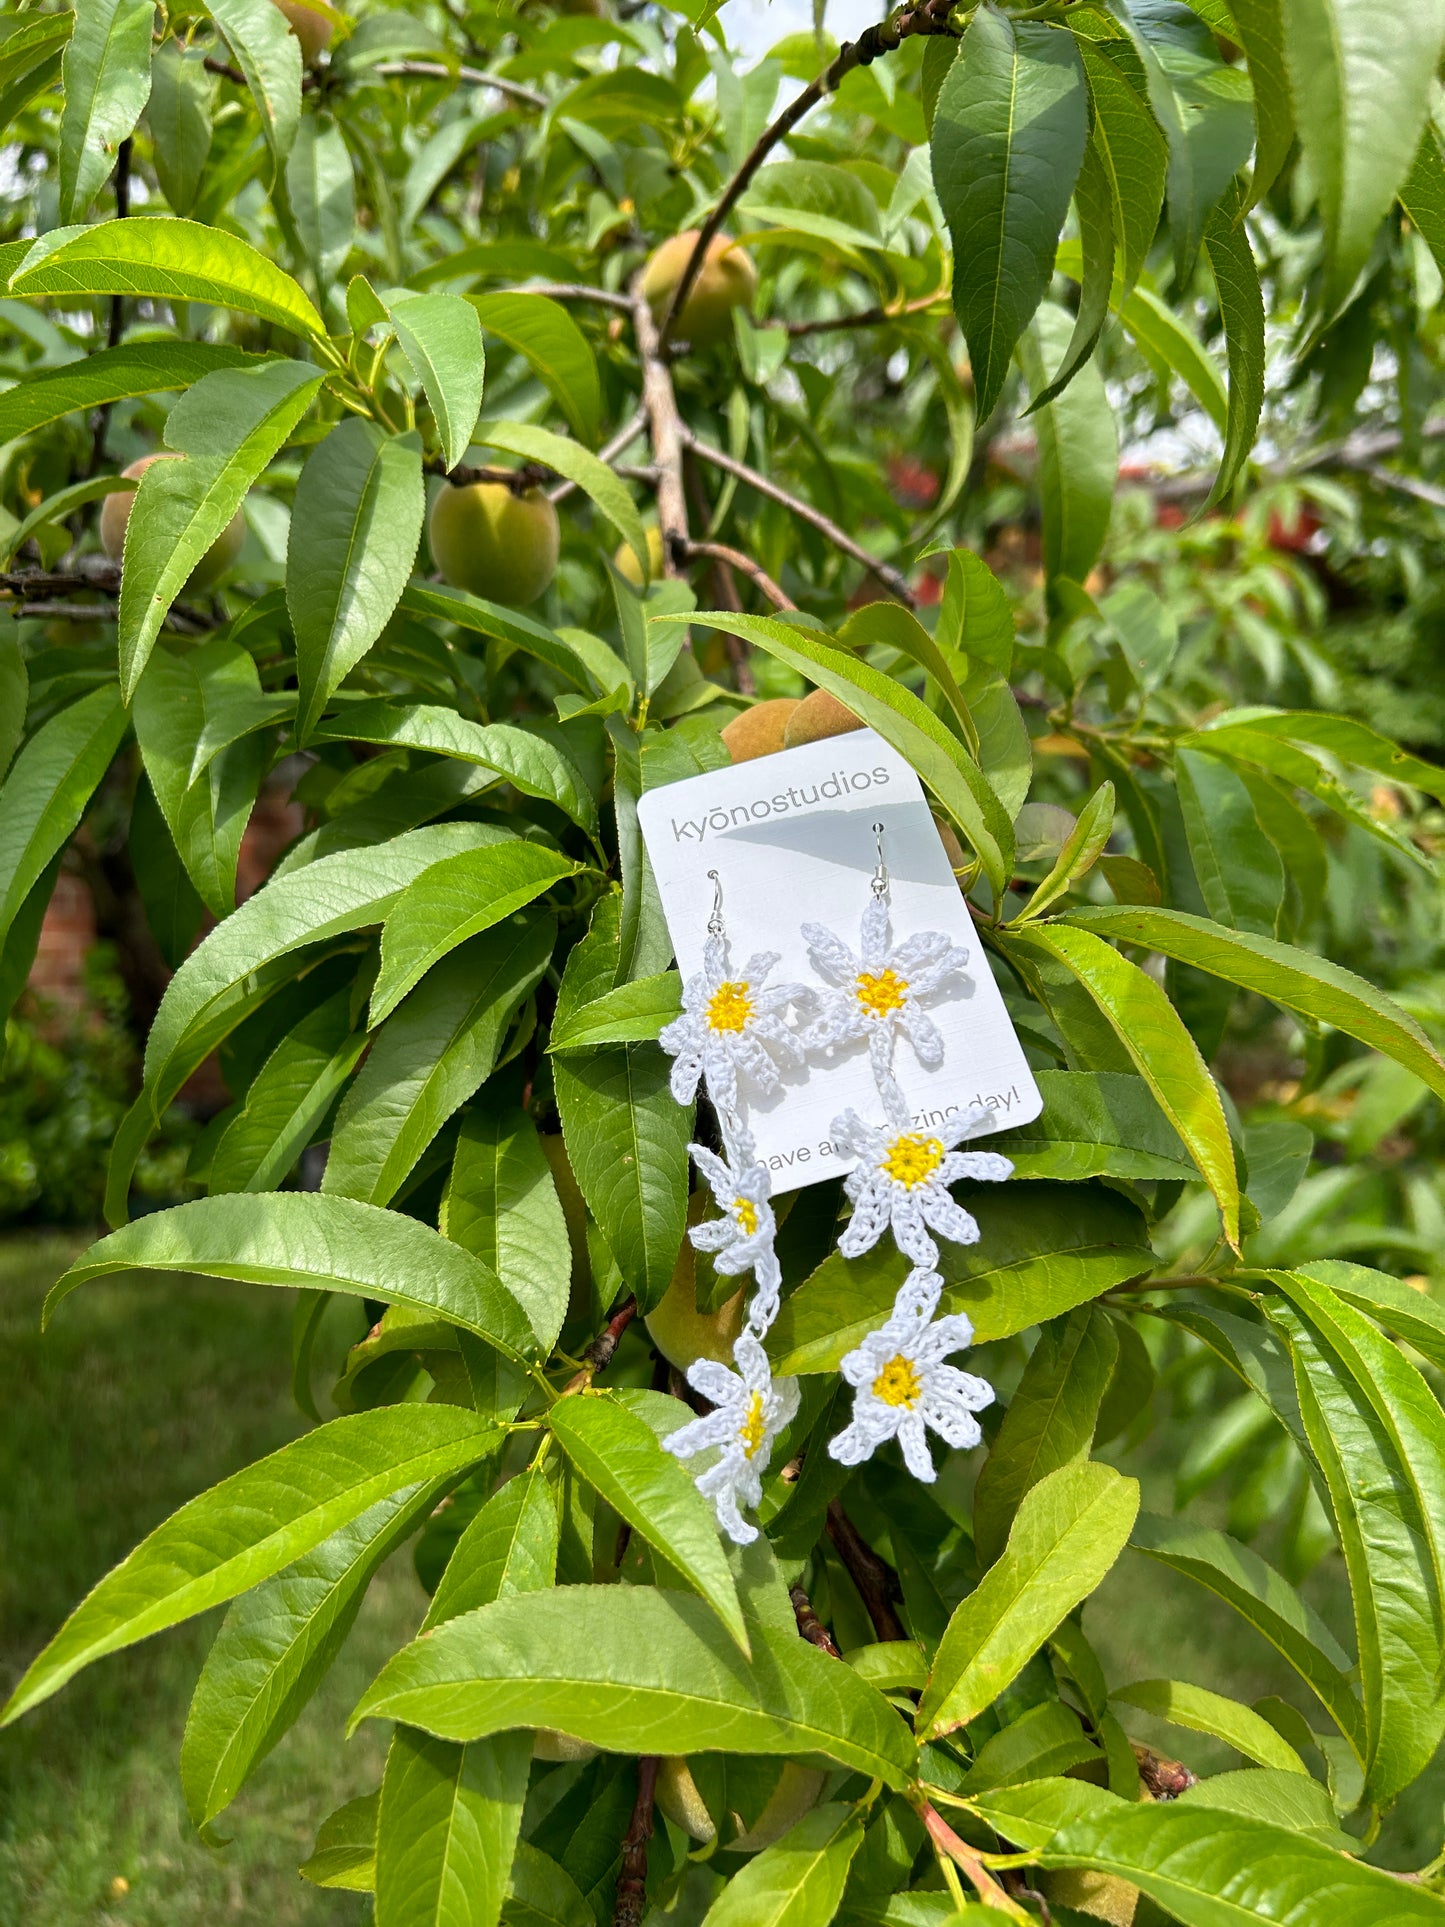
[738,1391,768,1458]
[855,967,908,1018]
[733,1197,759,1236]
[881,1133,945,1189]
[706,980,753,1033]
[872,1354,922,1409]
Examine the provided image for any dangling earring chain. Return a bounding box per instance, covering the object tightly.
[657,867,811,1544]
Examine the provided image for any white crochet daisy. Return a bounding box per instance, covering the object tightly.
[659,932,810,1113]
[800,898,969,1089]
[664,1330,801,1544]
[828,1266,994,1483]
[833,1103,1013,1268]
[688,1140,783,1332]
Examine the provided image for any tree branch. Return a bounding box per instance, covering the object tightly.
[682,539,794,612]
[612,1755,659,1927]
[656,0,959,350]
[86,138,131,477]
[562,1296,638,1394]
[497,282,633,310]
[781,291,949,339]
[683,430,916,605]
[631,276,689,576]
[789,1584,841,1657]
[546,408,650,504]
[370,59,548,110]
[918,1803,1032,1922]
[826,1498,907,1643]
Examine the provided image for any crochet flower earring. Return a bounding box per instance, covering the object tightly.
[805,822,1012,1483]
[660,870,808,1543]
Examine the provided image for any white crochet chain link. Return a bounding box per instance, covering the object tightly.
[658,852,1014,1543]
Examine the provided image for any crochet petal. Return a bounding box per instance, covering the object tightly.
[665,1409,733,1459]
[918,1389,984,1452]
[686,1358,740,1405]
[919,1192,981,1247]
[741,950,783,984]
[689,1217,737,1254]
[801,923,860,986]
[859,897,892,968]
[931,1361,995,1412]
[896,1411,938,1482]
[828,1418,882,1467]
[891,930,958,978]
[951,1151,1015,1184]
[668,1048,704,1106]
[898,1006,945,1068]
[891,1194,941,1267]
[688,1141,734,1198]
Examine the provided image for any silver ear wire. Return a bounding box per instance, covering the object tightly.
[870,822,889,902]
[707,868,725,937]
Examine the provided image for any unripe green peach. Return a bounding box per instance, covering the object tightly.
[272,0,332,64]
[721,698,800,764]
[100,454,246,589]
[783,687,863,747]
[428,480,560,607]
[613,526,666,587]
[641,232,757,348]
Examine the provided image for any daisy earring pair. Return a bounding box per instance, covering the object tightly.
[659,868,807,1543]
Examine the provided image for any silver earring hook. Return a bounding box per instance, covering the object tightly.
[707,868,725,937]
[870,822,889,901]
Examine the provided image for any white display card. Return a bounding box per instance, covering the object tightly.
[636,728,1043,1193]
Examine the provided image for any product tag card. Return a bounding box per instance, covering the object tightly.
[636,728,1042,1193]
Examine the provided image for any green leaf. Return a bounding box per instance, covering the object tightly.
[770,1181,1153,1375]
[209,985,367,1193]
[1023,139,1116,414]
[1021,303,1118,589]
[503,1843,591,1927]
[0,636,27,784]
[132,641,270,917]
[698,1804,864,1927]
[387,292,486,473]
[1063,905,1445,1103]
[47,1190,540,1360]
[1175,1768,1358,1854]
[470,292,601,446]
[399,581,617,698]
[549,1393,748,1652]
[1210,707,1445,803]
[288,418,426,741]
[1229,0,1293,201]
[109,824,508,1223]
[1202,186,1266,505]
[1005,923,1240,1249]
[118,359,325,698]
[479,420,645,579]
[1116,285,1229,432]
[554,1042,691,1315]
[0,684,128,962]
[1,1406,500,1726]
[312,700,597,835]
[1174,748,1283,936]
[1014,781,1115,923]
[204,0,302,173]
[1267,1270,1445,1804]
[935,548,1015,674]
[838,601,980,757]
[375,1728,531,1927]
[180,1481,440,1826]
[57,0,154,223]
[1401,125,1445,280]
[12,218,325,338]
[300,1790,379,1892]
[918,1462,1140,1739]
[373,842,579,1023]
[930,8,1088,420]
[959,1699,1098,1793]
[991,1070,1194,1183]
[1128,1513,1364,1748]
[1282,0,1445,304]
[441,1103,571,1361]
[670,612,1014,898]
[1076,36,1167,291]
[352,1586,917,1788]
[1039,1801,1445,1924]
[1111,1679,1309,1773]
[0,341,263,444]
[1300,1259,1445,1373]
[972,1307,1119,1567]
[286,113,353,287]
[147,40,214,216]
[0,15,72,148]
[548,972,681,1051]
[422,1461,559,1631]
[323,917,554,1209]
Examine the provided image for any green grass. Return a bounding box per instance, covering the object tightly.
[0,1233,420,1927]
